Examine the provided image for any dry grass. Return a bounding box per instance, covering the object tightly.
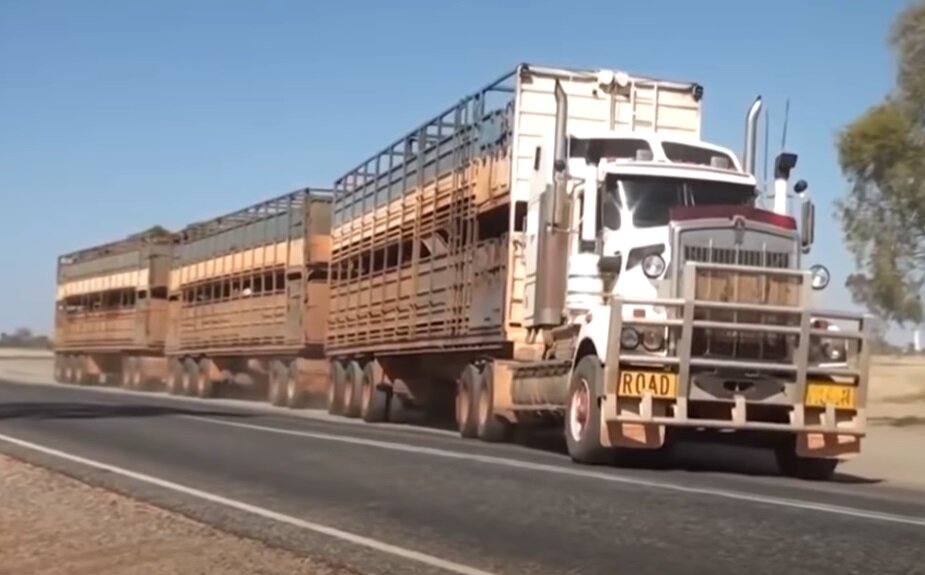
[0,453,357,575]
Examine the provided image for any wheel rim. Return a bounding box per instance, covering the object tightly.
[287,375,296,403]
[327,377,335,406]
[568,378,591,442]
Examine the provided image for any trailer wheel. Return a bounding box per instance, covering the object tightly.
[775,443,839,481]
[267,361,287,406]
[456,364,479,439]
[285,362,305,409]
[361,361,388,423]
[327,361,346,415]
[73,356,87,385]
[343,361,364,418]
[182,358,198,396]
[54,355,65,383]
[62,356,75,384]
[475,362,510,443]
[166,359,182,395]
[196,358,215,398]
[565,355,610,464]
[122,357,138,389]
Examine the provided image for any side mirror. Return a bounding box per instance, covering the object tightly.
[598,253,622,275]
[801,198,815,254]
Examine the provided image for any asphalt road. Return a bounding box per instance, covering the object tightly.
[0,378,923,575]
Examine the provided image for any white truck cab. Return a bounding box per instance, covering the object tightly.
[520,81,868,479]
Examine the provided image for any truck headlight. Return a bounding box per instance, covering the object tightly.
[642,254,666,278]
[620,327,640,350]
[809,264,830,290]
[641,328,666,351]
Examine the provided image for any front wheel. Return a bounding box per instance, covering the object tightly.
[565,355,611,464]
[775,444,839,481]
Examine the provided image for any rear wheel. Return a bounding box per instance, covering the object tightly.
[182,358,198,396]
[456,364,479,439]
[327,361,346,415]
[565,355,610,464]
[343,361,364,418]
[73,356,87,385]
[475,362,510,442]
[63,356,76,384]
[775,443,840,481]
[360,361,389,423]
[196,358,215,398]
[268,361,287,406]
[54,355,65,383]
[284,362,304,409]
[166,359,183,395]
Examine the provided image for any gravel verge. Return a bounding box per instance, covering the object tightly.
[0,453,358,575]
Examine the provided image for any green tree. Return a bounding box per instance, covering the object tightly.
[836,1,925,326]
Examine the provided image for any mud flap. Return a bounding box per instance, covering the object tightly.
[795,432,862,459]
[599,394,666,449]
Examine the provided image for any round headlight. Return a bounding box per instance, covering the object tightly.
[809,264,830,290]
[620,327,640,350]
[642,254,666,278]
[642,328,666,351]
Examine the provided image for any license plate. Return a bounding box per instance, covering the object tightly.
[617,370,678,399]
[805,382,856,409]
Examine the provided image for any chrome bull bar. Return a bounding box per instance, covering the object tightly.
[600,261,874,435]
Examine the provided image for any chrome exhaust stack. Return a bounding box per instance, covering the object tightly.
[743,96,762,176]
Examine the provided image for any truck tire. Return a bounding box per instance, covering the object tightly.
[73,356,87,385]
[124,357,141,390]
[63,356,76,384]
[268,361,287,406]
[285,362,305,409]
[475,362,510,442]
[196,358,215,399]
[565,355,611,464]
[343,361,364,418]
[775,445,839,481]
[456,364,479,438]
[182,358,198,396]
[327,361,346,415]
[54,355,65,383]
[361,362,388,423]
[166,359,183,395]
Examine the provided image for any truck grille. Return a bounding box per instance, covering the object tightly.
[678,229,800,364]
[683,245,790,269]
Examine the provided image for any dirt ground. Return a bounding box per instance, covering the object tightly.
[0,453,355,575]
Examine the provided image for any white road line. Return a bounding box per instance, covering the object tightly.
[0,432,497,575]
[186,416,925,529]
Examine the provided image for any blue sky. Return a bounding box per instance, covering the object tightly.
[0,0,914,336]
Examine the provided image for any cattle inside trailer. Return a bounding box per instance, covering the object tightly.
[164,188,332,406]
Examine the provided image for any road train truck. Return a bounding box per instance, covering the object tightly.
[322,63,871,479]
[163,189,332,406]
[53,228,173,387]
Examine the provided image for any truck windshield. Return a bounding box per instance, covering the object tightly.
[615,175,755,228]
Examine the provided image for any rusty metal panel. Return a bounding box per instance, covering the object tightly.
[165,188,332,356]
